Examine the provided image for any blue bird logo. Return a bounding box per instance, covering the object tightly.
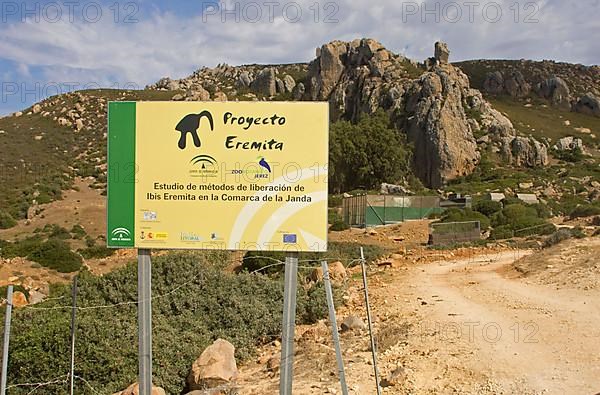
[257,157,271,173]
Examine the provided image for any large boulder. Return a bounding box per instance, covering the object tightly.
[506,136,549,167]
[574,93,600,117]
[553,136,585,152]
[188,339,238,391]
[250,68,277,96]
[535,76,571,109]
[341,316,365,332]
[483,71,504,95]
[235,71,251,88]
[282,75,296,93]
[504,71,531,98]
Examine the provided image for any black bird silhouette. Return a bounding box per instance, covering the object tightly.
[174,111,214,149]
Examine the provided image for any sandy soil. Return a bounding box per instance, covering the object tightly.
[237,242,600,394]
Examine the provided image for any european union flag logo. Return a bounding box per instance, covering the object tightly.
[283,234,297,243]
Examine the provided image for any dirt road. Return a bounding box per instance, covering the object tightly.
[239,247,600,394]
[404,250,600,394]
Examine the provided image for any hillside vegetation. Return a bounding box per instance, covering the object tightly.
[0,250,342,394]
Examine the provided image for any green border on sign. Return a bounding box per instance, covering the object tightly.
[107,102,136,247]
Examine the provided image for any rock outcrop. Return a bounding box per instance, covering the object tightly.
[553,136,585,152]
[434,41,450,64]
[403,64,480,187]
[574,93,600,117]
[505,136,549,167]
[534,76,572,110]
[250,68,277,96]
[143,39,553,188]
[483,71,530,97]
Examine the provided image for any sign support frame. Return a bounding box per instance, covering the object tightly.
[321,261,349,395]
[138,249,153,395]
[0,285,13,395]
[279,252,298,395]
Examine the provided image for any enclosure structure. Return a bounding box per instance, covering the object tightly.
[342,194,443,227]
[428,221,481,245]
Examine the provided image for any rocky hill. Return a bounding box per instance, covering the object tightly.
[0,38,599,226]
[456,59,600,115]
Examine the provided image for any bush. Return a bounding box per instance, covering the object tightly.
[490,225,514,240]
[70,224,87,239]
[543,228,572,247]
[330,220,350,231]
[84,235,96,247]
[48,225,71,240]
[78,245,115,259]
[543,227,586,248]
[473,200,502,217]
[27,239,82,272]
[329,110,413,193]
[570,204,600,219]
[553,147,585,162]
[4,251,335,394]
[0,236,44,258]
[0,210,17,229]
[489,203,555,238]
[440,208,490,230]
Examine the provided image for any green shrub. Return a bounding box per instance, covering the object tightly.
[543,227,586,248]
[473,200,502,217]
[27,239,82,272]
[0,236,44,258]
[570,204,600,219]
[441,208,490,230]
[531,203,552,219]
[70,224,87,239]
[553,147,585,162]
[489,203,555,238]
[5,251,334,394]
[490,225,514,240]
[330,220,350,231]
[78,245,115,259]
[329,110,413,193]
[543,228,572,247]
[0,210,17,229]
[84,235,96,247]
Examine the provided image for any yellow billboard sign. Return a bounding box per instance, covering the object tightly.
[107,101,328,251]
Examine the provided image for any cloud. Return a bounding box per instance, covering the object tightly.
[0,0,598,114]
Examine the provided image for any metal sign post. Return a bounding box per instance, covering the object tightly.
[360,247,381,395]
[321,261,348,395]
[279,252,298,395]
[0,285,13,395]
[138,249,152,395]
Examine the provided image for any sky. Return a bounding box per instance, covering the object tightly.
[0,0,598,115]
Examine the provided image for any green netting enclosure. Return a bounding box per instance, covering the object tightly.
[343,194,443,227]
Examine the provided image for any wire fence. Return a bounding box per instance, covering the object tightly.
[0,252,373,395]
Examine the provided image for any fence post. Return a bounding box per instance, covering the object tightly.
[69,276,78,395]
[1,285,13,395]
[321,261,348,395]
[360,248,381,395]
